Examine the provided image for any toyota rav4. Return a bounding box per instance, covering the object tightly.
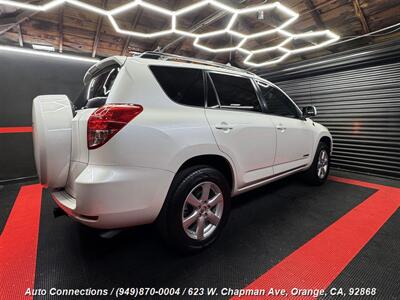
[32,52,332,252]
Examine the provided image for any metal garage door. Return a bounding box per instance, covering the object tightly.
[273,62,400,179]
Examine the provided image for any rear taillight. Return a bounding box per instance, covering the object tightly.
[87,104,143,149]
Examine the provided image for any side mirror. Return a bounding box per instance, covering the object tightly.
[302,106,317,117]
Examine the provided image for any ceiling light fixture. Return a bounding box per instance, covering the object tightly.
[0,0,64,11]
[289,30,340,54]
[0,45,99,63]
[193,30,245,53]
[244,48,291,67]
[243,30,340,67]
[0,0,340,67]
[32,44,55,51]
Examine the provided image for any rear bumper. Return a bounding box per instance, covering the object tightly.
[52,164,174,229]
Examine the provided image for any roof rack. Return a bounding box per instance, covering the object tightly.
[139,51,254,75]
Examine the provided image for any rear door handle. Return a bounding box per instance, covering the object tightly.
[276,124,286,132]
[215,122,234,131]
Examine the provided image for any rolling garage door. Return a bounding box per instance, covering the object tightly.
[273,62,400,179]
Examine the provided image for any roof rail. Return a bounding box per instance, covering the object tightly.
[139,51,253,75]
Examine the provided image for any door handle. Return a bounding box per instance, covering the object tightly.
[215,122,234,131]
[276,124,286,132]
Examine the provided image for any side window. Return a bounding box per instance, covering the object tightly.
[150,66,205,107]
[258,82,299,118]
[209,73,262,112]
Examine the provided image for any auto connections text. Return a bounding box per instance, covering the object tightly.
[25,287,378,298]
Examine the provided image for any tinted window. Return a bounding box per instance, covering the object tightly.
[209,73,261,112]
[258,82,299,118]
[87,66,120,99]
[74,65,120,109]
[150,66,205,107]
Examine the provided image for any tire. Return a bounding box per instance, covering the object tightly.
[156,165,231,253]
[303,142,330,185]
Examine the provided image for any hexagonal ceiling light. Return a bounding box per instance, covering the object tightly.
[238,30,293,53]
[194,31,245,53]
[242,30,340,67]
[108,1,174,38]
[0,0,340,67]
[244,47,291,67]
[174,0,236,38]
[230,2,299,38]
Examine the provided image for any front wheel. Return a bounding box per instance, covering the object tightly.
[157,166,231,253]
[303,142,330,185]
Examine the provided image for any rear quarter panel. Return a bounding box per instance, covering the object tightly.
[89,60,235,176]
[87,105,225,172]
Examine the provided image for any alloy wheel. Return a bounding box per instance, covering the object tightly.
[181,181,224,241]
[317,149,329,179]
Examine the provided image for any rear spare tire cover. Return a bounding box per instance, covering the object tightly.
[32,95,73,188]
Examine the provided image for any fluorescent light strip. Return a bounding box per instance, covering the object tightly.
[243,29,294,53]
[42,0,65,11]
[289,31,340,54]
[109,1,139,15]
[193,29,248,53]
[244,50,291,67]
[0,0,340,67]
[191,3,298,51]
[237,48,251,55]
[0,45,99,63]
[0,0,108,14]
[0,0,43,10]
[208,0,237,14]
[140,1,173,15]
[243,30,340,67]
[275,2,300,18]
[108,15,174,38]
[194,38,241,53]
[0,0,64,11]
[32,44,55,51]
[172,1,238,38]
[175,1,208,16]
[0,0,299,39]
[226,14,238,31]
[231,4,299,39]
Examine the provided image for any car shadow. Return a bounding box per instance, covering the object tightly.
[37,174,359,293]
[76,174,307,258]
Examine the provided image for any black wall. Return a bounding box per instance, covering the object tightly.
[0,51,94,182]
[262,41,400,179]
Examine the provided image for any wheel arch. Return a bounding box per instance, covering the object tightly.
[320,135,333,154]
[176,154,235,192]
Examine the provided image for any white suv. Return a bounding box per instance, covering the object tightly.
[32,52,331,252]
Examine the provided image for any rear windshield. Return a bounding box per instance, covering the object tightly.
[74,65,120,109]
